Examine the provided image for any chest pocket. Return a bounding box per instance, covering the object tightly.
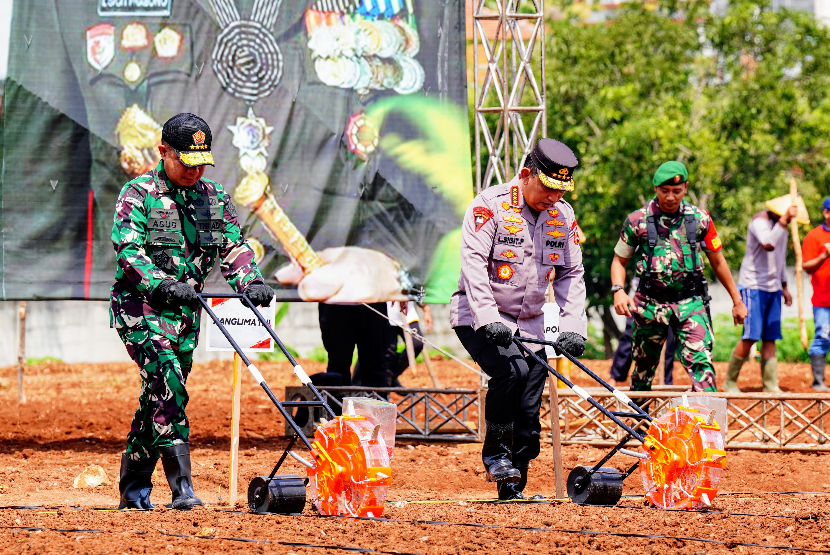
[493,243,524,264]
[193,196,224,247]
[541,215,568,266]
[147,208,183,247]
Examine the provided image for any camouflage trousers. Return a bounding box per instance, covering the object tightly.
[630,294,717,392]
[118,328,194,461]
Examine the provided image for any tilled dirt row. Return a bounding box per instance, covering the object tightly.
[1,358,829,553]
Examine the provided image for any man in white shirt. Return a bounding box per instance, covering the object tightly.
[725,204,798,392]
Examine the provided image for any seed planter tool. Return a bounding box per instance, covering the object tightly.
[198,293,394,517]
[513,336,727,509]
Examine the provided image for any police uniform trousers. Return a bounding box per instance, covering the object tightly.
[455,326,547,468]
[316,303,398,388]
[117,328,194,462]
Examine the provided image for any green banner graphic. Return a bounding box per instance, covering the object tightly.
[0,0,472,303]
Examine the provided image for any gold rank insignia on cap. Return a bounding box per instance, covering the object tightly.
[539,172,575,192]
[178,151,215,166]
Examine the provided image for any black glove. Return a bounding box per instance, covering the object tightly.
[479,322,514,348]
[155,279,197,307]
[554,331,585,358]
[245,283,274,307]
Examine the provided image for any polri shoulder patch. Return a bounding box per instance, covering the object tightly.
[473,206,494,232]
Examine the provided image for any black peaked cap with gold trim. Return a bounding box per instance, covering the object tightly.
[529,138,578,191]
[162,113,215,167]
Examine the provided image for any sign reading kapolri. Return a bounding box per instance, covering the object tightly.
[205,297,276,352]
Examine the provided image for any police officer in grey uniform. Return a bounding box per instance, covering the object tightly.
[450,138,588,500]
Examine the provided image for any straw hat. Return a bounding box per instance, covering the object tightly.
[765,194,810,225]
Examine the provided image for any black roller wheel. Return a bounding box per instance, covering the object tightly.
[248,474,307,514]
[566,465,623,506]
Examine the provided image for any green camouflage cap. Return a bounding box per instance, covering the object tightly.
[652,161,688,186]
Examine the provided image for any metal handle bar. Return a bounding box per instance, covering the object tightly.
[513,336,652,421]
[197,293,336,420]
[512,337,648,443]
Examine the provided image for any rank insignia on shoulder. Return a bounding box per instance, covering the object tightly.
[510,185,520,207]
[98,0,172,17]
[502,215,524,224]
[503,224,523,235]
[502,250,517,258]
[549,253,560,263]
[86,23,115,71]
[546,229,566,238]
[497,263,514,280]
[473,206,494,232]
[546,218,565,226]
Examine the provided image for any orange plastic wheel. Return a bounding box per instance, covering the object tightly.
[639,404,727,509]
[307,415,392,517]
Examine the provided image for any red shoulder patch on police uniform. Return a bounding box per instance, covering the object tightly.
[473,206,494,232]
[703,219,722,251]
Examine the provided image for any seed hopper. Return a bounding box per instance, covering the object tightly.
[198,293,393,516]
[513,336,727,508]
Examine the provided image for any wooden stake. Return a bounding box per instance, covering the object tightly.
[17,301,26,404]
[228,352,243,506]
[402,328,419,378]
[789,177,809,350]
[421,346,442,388]
[549,369,564,499]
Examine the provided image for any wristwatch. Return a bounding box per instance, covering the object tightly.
[611,285,624,294]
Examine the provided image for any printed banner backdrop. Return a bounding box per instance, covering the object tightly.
[0,0,472,304]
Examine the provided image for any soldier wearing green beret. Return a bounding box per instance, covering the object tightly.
[609,161,747,391]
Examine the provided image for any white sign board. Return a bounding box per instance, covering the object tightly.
[205,297,276,352]
[542,302,561,358]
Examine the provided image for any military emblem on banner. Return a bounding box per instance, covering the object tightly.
[86,23,115,71]
[154,27,182,58]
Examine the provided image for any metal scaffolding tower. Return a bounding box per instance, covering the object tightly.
[472,0,546,192]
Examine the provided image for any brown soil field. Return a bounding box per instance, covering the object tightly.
[1,357,830,554]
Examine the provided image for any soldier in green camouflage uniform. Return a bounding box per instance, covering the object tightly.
[111,113,273,510]
[610,161,747,392]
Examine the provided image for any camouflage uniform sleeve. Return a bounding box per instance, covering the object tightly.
[111,182,171,299]
[218,190,264,293]
[614,215,637,258]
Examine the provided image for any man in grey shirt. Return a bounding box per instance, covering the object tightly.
[725,204,798,392]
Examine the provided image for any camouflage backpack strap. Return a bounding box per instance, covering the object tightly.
[683,205,700,277]
[644,207,659,282]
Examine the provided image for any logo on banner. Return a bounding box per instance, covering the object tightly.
[98,0,172,17]
[86,24,115,71]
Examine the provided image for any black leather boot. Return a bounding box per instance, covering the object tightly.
[159,444,203,510]
[497,466,544,500]
[482,421,520,483]
[118,453,157,510]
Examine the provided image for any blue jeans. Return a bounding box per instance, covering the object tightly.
[809,306,830,356]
